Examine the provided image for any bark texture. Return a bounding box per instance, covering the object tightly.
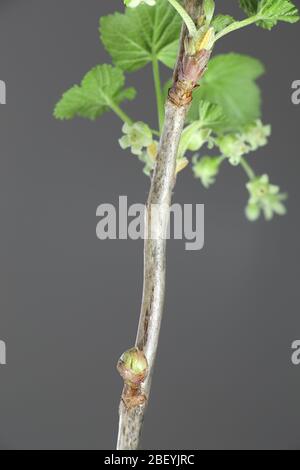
[117,0,209,450]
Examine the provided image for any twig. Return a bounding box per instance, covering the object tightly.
[117,0,209,450]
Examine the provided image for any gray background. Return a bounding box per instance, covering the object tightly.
[0,0,299,450]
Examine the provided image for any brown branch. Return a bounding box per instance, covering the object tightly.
[116,0,210,450]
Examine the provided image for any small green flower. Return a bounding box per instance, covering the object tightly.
[243,120,271,151]
[217,134,250,166]
[124,0,156,8]
[192,155,222,188]
[119,122,153,156]
[246,174,287,221]
[187,129,211,152]
[245,202,261,222]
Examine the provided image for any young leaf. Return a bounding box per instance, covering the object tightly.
[188,53,265,131]
[239,0,300,30]
[239,0,259,17]
[100,0,181,72]
[54,65,136,120]
[198,101,228,131]
[204,0,215,25]
[211,15,235,33]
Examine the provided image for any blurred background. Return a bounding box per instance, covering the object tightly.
[0,0,299,449]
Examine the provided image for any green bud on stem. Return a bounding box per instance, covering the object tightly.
[117,347,148,387]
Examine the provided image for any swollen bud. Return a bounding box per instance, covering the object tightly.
[117,348,148,387]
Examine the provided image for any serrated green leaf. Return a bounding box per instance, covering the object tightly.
[54,65,136,121]
[198,101,228,131]
[211,14,235,33]
[99,0,181,72]
[188,53,265,131]
[239,0,299,30]
[239,0,258,16]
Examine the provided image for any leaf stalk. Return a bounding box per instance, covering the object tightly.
[167,0,198,37]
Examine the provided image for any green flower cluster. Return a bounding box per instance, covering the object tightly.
[216,120,271,166]
[190,117,286,222]
[119,122,153,156]
[245,175,287,221]
[119,122,159,176]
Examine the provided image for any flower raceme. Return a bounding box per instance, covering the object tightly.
[119,121,189,176]
[55,0,299,223]
[215,121,272,166]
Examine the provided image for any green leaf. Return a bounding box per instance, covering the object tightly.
[99,0,182,72]
[211,14,235,33]
[54,65,136,120]
[198,101,228,132]
[239,0,300,30]
[178,122,206,157]
[188,53,265,131]
[204,0,215,25]
[239,0,258,17]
